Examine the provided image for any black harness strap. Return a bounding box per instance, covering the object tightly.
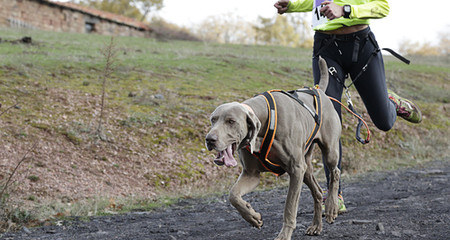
[314,28,410,89]
[382,47,410,65]
[288,88,322,149]
[250,88,322,176]
[314,35,336,59]
[352,35,361,62]
[351,34,410,87]
[302,88,322,149]
[281,90,319,124]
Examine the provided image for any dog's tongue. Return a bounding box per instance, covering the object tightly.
[214,145,237,167]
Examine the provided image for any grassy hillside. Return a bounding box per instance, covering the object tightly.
[0,28,449,228]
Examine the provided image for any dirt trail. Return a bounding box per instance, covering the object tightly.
[2,159,449,240]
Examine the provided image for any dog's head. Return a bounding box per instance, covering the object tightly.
[205,102,261,167]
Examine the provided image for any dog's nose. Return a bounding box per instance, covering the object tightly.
[205,134,218,151]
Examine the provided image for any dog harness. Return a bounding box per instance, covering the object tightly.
[248,88,322,176]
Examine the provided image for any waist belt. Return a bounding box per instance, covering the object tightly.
[247,88,322,176]
[314,27,410,65]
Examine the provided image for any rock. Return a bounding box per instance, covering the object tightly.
[46,229,57,234]
[21,37,32,44]
[391,230,402,237]
[376,223,385,234]
[403,229,416,236]
[351,219,372,224]
[154,94,164,100]
[22,227,32,234]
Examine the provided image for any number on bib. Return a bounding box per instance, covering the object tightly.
[312,0,332,28]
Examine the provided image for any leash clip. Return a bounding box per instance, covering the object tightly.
[362,64,368,72]
[345,88,353,106]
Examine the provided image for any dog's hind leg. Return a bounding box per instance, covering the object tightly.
[303,145,323,235]
[229,168,263,228]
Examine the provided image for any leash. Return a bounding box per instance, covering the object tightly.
[328,95,371,144]
[327,67,371,144]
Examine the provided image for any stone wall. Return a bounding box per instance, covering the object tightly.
[0,0,150,37]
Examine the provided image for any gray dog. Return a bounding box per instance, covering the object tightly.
[205,57,341,240]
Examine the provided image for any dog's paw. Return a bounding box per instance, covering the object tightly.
[326,212,338,224]
[325,198,338,223]
[241,203,263,228]
[247,212,263,229]
[243,212,263,229]
[306,223,322,236]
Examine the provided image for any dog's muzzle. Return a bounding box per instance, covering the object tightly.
[205,133,217,151]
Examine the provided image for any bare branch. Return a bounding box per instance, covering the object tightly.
[0,141,38,201]
[0,103,18,118]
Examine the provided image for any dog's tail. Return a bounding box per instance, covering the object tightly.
[318,56,329,91]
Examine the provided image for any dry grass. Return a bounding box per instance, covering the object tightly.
[0,28,449,232]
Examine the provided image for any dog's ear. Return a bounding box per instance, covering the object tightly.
[245,107,261,153]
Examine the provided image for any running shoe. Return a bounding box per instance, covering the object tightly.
[388,90,422,123]
[337,194,347,213]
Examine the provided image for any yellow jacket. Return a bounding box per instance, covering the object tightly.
[287,0,389,31]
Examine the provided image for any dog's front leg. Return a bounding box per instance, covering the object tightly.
[275,163,306,240]
[229,169,263,228]
[325,167,340,223]
[323,145,341,224]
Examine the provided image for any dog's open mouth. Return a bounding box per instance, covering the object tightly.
[213,143,237,167]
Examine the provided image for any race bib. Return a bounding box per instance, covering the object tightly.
[312,0,332,28]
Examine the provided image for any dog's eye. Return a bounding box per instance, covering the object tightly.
[211,117,218,124]
[227,119,235,125]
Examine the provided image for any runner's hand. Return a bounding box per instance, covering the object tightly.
[320,1,344,20]
[274,0,290,14]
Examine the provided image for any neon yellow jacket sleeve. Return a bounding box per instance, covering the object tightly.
[286,0,390,31]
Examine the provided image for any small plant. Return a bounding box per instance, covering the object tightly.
[60,129,82,145]
[27,175,39,182]
[97,37,118,138]
[11,208,32,225]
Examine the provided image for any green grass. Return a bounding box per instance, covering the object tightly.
[0,28,449,230]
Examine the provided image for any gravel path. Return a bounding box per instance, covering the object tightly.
[2,159,449,240]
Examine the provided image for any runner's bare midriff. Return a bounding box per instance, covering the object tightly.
[318,24,368,35]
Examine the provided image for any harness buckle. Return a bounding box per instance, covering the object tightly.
[328,67,337,76]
